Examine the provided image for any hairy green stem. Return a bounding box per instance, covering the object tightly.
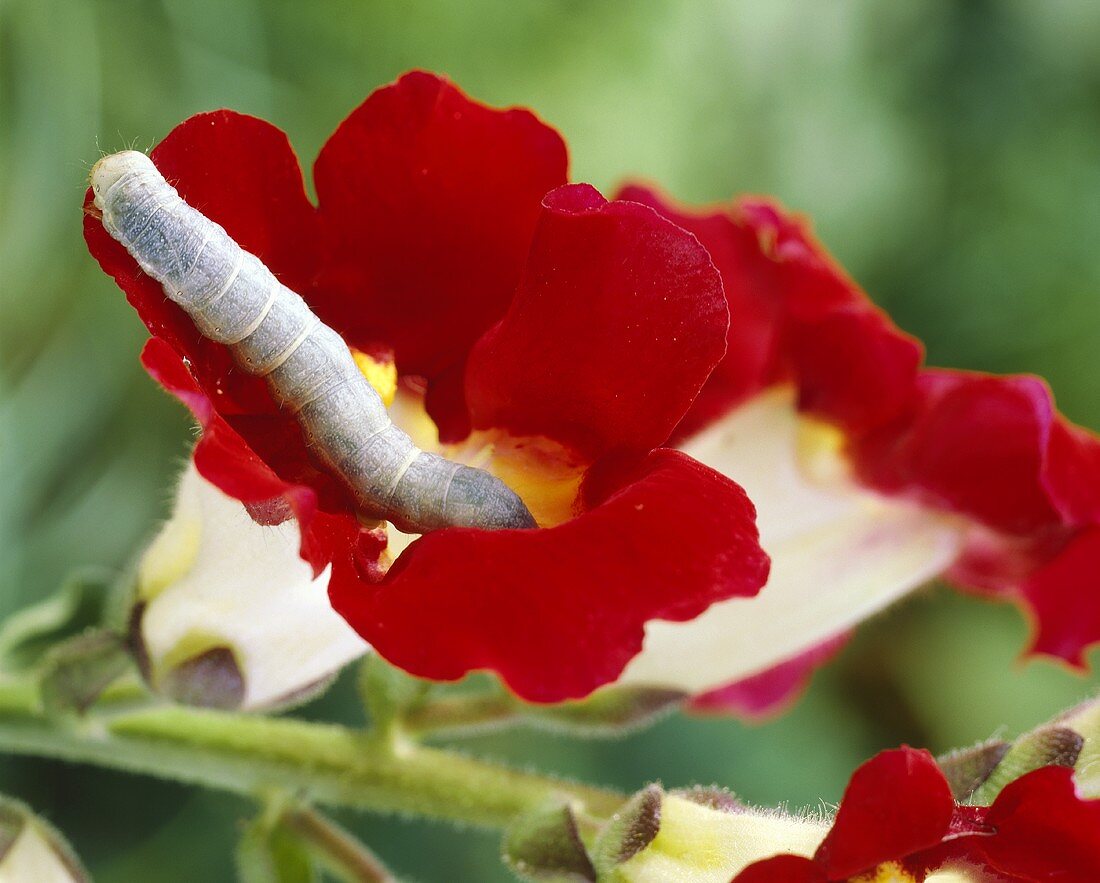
[283,806,396,883]
[0,677,623,828]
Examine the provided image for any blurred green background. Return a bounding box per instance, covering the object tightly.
[2,0,1100,879]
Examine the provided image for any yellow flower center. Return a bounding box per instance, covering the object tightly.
[851,863,918,883]
[351,348,398,407]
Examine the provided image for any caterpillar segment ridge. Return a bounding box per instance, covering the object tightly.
[90,150,536,534]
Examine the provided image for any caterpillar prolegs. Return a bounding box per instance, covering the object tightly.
[91,150,535,533]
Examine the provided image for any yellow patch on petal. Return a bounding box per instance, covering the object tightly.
[851,862,918,883]
[351,349,398,407]
[385,383,586,529]
[797,412,853,487]
[443,430,585,528]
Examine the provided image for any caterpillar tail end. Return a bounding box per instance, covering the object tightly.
[91,150,157,212]
[446,466,538,532]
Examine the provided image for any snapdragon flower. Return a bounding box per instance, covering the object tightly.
[84,72,769,703]
[616,190,1100,716]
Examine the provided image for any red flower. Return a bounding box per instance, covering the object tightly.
[612,186,1100,717]
[735,747,1100,882]
[84,72,769,702]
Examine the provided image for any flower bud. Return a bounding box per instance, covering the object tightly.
[0,797,89,882]
[132,462,368,711]
[592,785,826,882]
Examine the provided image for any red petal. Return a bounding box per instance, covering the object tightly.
[313,71,568,440]
[466,185,728,459]
[688,633,849,721]
[814,747,955,878]
[328,449,768,702]
[732,855,825,883]
[972,766,1100,881]
[618,187,919,440]
[1021,527,1100,667]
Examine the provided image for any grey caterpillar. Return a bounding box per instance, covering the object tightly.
[91,150,535,534]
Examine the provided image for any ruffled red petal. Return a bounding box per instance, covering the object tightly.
[328,449,768,701]
[854,371,1090,535]
[466,185,728,459]
[688,633,849,721]
[732,855,824,883]
[313,71,568,440]
[617,186,920,441]
[971,766,1100,881]
[813,747,954,878]
[1021,527,1100,667]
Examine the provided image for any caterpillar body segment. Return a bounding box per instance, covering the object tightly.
[91,150,535,533]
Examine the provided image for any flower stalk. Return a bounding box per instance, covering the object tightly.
[0,675,623,830]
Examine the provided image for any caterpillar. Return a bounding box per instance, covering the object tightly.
[90,150,536,534]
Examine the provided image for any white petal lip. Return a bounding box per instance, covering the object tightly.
[619,389,965,694]
[139,463,369,710]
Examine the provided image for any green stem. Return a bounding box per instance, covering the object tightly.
[283,806,395,883]
[402,691,521,738]
[0,678,623,829]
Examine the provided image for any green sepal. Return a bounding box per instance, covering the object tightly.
[522,687,685,738]
[0,569,115,673]
[968,725,1084,805]
[590,785,663,876]
[39,628,132,715]
[936,738,1011,800]
[503,801,596,882]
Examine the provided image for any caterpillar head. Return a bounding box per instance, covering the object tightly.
[91,150,157,212]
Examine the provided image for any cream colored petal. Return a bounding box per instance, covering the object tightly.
[0,822,85,883]
[139,463,368,710]
[619,389,964,694]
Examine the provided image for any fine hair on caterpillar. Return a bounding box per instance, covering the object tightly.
[91,150,536,534]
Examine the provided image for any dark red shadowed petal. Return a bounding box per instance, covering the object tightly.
[970,766,1100,881]
[732,854,824,883]
[617,186,920,441]
[141,339,357,574]
[313,70,568,441]
[688,633,849,721]
[813,747,954,878]
[1021,527,1100,667]
[328,449,768,702]
[466,185,728,460]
